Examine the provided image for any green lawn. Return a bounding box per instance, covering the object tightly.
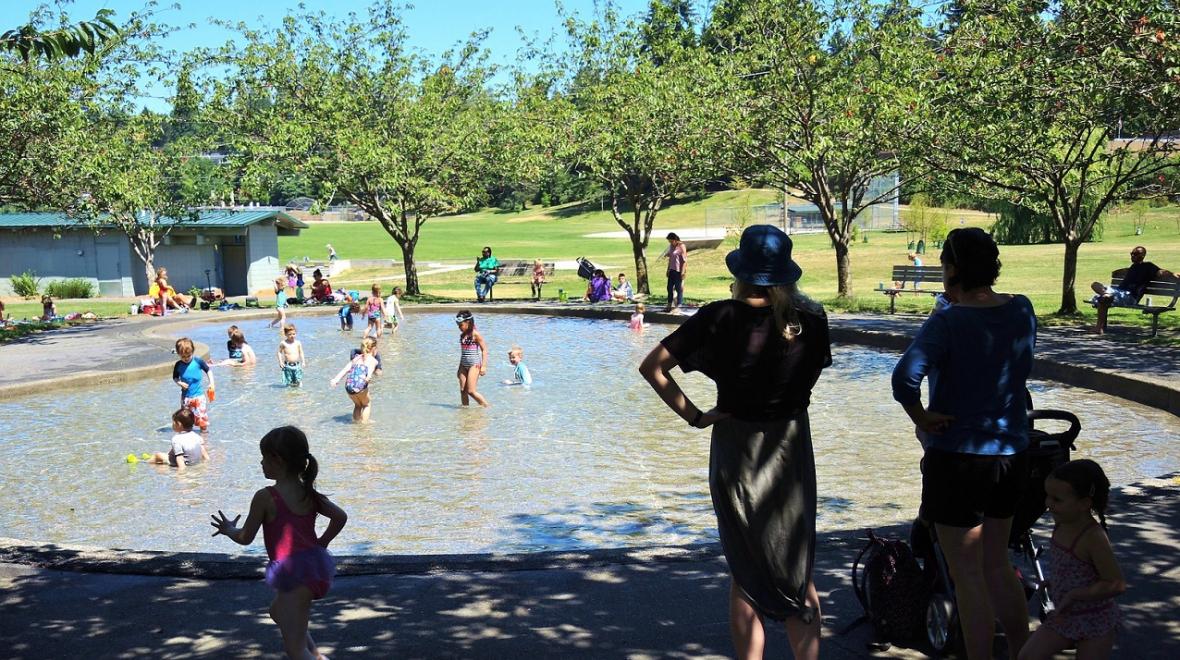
[279,192,1180,339]
[5,192,1177,342]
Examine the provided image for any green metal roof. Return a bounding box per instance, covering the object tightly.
[0,210,308,230]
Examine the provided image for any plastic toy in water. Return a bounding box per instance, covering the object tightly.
[126,454,139,464]
[207,386,216,402]
[141,453,152,461]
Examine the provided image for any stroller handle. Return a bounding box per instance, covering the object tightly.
[1028,409,1080,449]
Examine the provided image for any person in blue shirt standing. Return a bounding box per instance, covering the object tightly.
[892,227,1036,660]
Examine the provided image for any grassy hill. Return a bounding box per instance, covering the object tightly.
[278,190,1180,337]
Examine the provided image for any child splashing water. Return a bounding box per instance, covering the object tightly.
[1019,459,1125,660]
[331,337,379,422]
[454,310,490,407]
[211,426,348,660]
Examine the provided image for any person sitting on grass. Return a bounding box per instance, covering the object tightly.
[1089,246,1175,334]
[611,273,634,302]
[41,294,58,321]
[584,269,612,303]
[310,269,333,303]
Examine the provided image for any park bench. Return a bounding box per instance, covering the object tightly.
[487,260,556,300]
[880,265,944,314]
[1088,270,1180,337]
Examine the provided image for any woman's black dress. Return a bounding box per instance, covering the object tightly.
[662,299,831,621]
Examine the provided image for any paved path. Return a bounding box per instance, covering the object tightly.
[3,476,1177,659]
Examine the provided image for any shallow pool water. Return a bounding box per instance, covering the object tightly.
[0,312,1177,555]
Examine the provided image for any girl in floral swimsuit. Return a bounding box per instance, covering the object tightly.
[1021,459,1125,660]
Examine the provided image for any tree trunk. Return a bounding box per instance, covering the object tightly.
[1059,238,1082,315]
[400,238,420,296]
[834,239,852,298]
[631,239,650,296]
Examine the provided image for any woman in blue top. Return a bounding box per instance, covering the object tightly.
[892,227,1036,660]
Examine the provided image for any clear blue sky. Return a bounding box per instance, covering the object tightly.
[2,0,658,110]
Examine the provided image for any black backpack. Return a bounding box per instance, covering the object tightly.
[850,530,929,645]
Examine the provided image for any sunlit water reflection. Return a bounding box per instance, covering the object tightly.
[1,312,1176,555]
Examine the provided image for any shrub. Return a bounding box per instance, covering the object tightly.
[45,278,95,299]
[9,270,40,298]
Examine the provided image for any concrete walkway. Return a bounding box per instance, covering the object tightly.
[3,475,1177,659]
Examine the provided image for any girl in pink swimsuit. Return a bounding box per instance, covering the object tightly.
[1021,459,1125,660]
[211,426,349,660]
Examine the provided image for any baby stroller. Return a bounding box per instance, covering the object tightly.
[911,408,1081,655]
[575,257,597,280]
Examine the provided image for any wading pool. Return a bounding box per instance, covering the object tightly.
[1,312,1177,556]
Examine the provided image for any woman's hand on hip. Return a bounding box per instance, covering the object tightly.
[914,408,955,434]
[696,407,730,428]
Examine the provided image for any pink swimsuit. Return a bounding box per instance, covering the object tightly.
[262,486,335,599]
[1045,521,1121,641]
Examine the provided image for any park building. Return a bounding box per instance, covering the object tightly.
[0,209,307,298]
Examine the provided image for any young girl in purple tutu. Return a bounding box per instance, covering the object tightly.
[211,426,348,659]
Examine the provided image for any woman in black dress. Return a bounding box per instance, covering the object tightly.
[640,225,830,659]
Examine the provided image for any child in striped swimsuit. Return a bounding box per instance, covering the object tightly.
[454,310,490,407]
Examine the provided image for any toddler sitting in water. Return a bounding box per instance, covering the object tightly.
[629,303,646,331]
[148,408,208,471]
[503,345,532,386]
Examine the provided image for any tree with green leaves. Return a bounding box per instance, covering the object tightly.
[72,113,203,283]
[564,6,732,295]
[212,2,503,294]
[921,0,1180,314]
[0,59,90,209]
[1,9,118,65]
[711,0,930,297]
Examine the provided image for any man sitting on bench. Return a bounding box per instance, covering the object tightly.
[1090,245,1174,334]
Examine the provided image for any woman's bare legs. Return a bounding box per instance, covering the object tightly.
[729,579,820,660]
[784,581,821,660]
[937,516,1028,660]
[982,516,1029,656]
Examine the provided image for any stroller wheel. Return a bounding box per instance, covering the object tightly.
[926,593,957,654]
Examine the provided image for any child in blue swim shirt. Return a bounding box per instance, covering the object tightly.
[172,337,214,431]
[503,345,532,386]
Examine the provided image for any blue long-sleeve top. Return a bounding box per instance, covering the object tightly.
[891,295,1036,456]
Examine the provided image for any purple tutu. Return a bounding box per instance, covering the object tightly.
[265,547,336,600]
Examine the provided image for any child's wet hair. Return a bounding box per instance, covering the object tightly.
[175,337,194,357]
[1051,459,1112,529]
[172,407,195,431]
[361,337,377,354]
[229,328,246,347]
[283,324,296,336]
[636,302,645,313]
[508,345,524,359]
[227,324,239,336]
[393,286,402,296]
[371,283,381,296]
[260,426,320,504]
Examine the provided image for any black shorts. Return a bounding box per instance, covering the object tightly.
[920,449,1029,528]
